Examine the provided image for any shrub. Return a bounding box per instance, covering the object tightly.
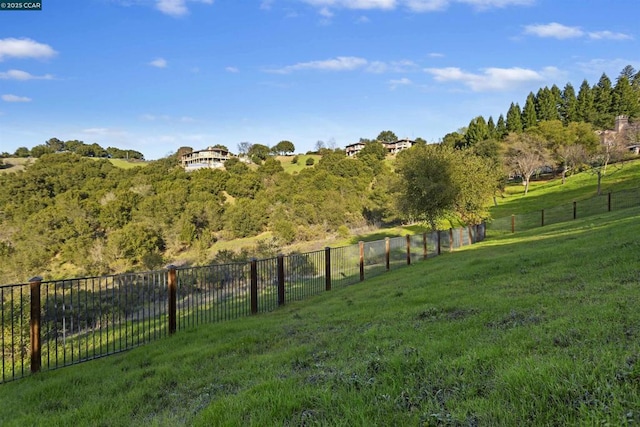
[305,157,315,166]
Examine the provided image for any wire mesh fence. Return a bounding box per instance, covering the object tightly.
[487,187,640,234]
[1,223,485,383]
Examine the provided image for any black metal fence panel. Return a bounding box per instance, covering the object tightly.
[0,223,485,383]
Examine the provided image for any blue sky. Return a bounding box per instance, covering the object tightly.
[1,0,638,159]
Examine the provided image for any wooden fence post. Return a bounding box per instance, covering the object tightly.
[511,214,515,233]
[277,254,285,306]
[325,247,331,291]
[250,259,258,314]
[167,265,177,334]
[468,226,473,244]
[449,228,454,252]
[608,192,612,212]
[422,232,427,260]
[437,231,441,255]
[385,237,390,271]
[29,276,42,374]
[359,241,365,282]
[573,201,577,220]
[406,235,411,265]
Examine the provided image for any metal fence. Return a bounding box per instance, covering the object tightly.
[487,187,640,234]
[1,224,485,383]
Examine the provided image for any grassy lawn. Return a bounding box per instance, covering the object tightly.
[491,157,640,218]
[2,205,640,425]
[277,155,320,174]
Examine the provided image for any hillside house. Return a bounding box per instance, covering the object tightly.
[345,138,416,157]
[181,146,230,171]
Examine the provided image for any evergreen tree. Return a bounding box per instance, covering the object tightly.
[506,102,523,133]
[576,79,595,124]
[612,73,640,119]
[496,114,507,139]
[487,116,496,139]
[522,92,538,130]
[465,116,490,146]
[551,84,563,120]
[561,83,578,124]
[592,73,614,129]
[536,87,558,121]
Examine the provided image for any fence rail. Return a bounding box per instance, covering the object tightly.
[488,187,640,234]
[1,224,485,383]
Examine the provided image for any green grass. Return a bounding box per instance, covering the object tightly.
[491,157,640,218]
[277,155,320,174]
[106,158,148,169]
[2,205,640,425]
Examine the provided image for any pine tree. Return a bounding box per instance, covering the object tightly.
[551,84,563,120]
[496,115,507,139]
[592,73,614,129]
[576,79,595,124]
[487,116,496,139]
[536,87,558,121]
[465,116,490,146]
[561,83,578,124]
[612,74,640,119]
[506,103,523,133]
[522,92,538,130]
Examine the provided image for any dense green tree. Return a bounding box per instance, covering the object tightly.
[272,140,295,155]
[506,103,523,133]
[495,115,507,139]
[465,116,490,147]
[487,116,496,139]
[576,79,596,124]
[522,92,538,130]
[536,87,559,121]
[14,147,30,157]
[45,137,65,152]
[612,74,640,119]
[224,157,250,174]
[561,83,578,124]
[441,131,465,148]
[248,143,270,164]
[376,130,398,143]
[592,73,614,129]
[395,144,496,227]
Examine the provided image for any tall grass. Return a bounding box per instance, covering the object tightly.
[1,205,640,425]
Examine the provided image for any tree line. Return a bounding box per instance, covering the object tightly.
[1,66,638,284]
[1,138,144,160]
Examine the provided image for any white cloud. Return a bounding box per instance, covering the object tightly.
[389,77,412,89]
[0,38,57,61]
[0,69,54,80]
[149,58,168,68]
[523,22,584,39]
[300,0,532,13]
[588,31,633,41]
[524,23,632,41]
[2,94,32,102]
[155,0,214,17]
[268,56,416,74]
[225,66,239,73]
[425,66,561,91]
[268,56,368,73]
[428,52,445,58]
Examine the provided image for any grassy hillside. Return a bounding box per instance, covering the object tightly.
[491,158,640,218]
[2,205,640,425]
[0,157,33,173]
